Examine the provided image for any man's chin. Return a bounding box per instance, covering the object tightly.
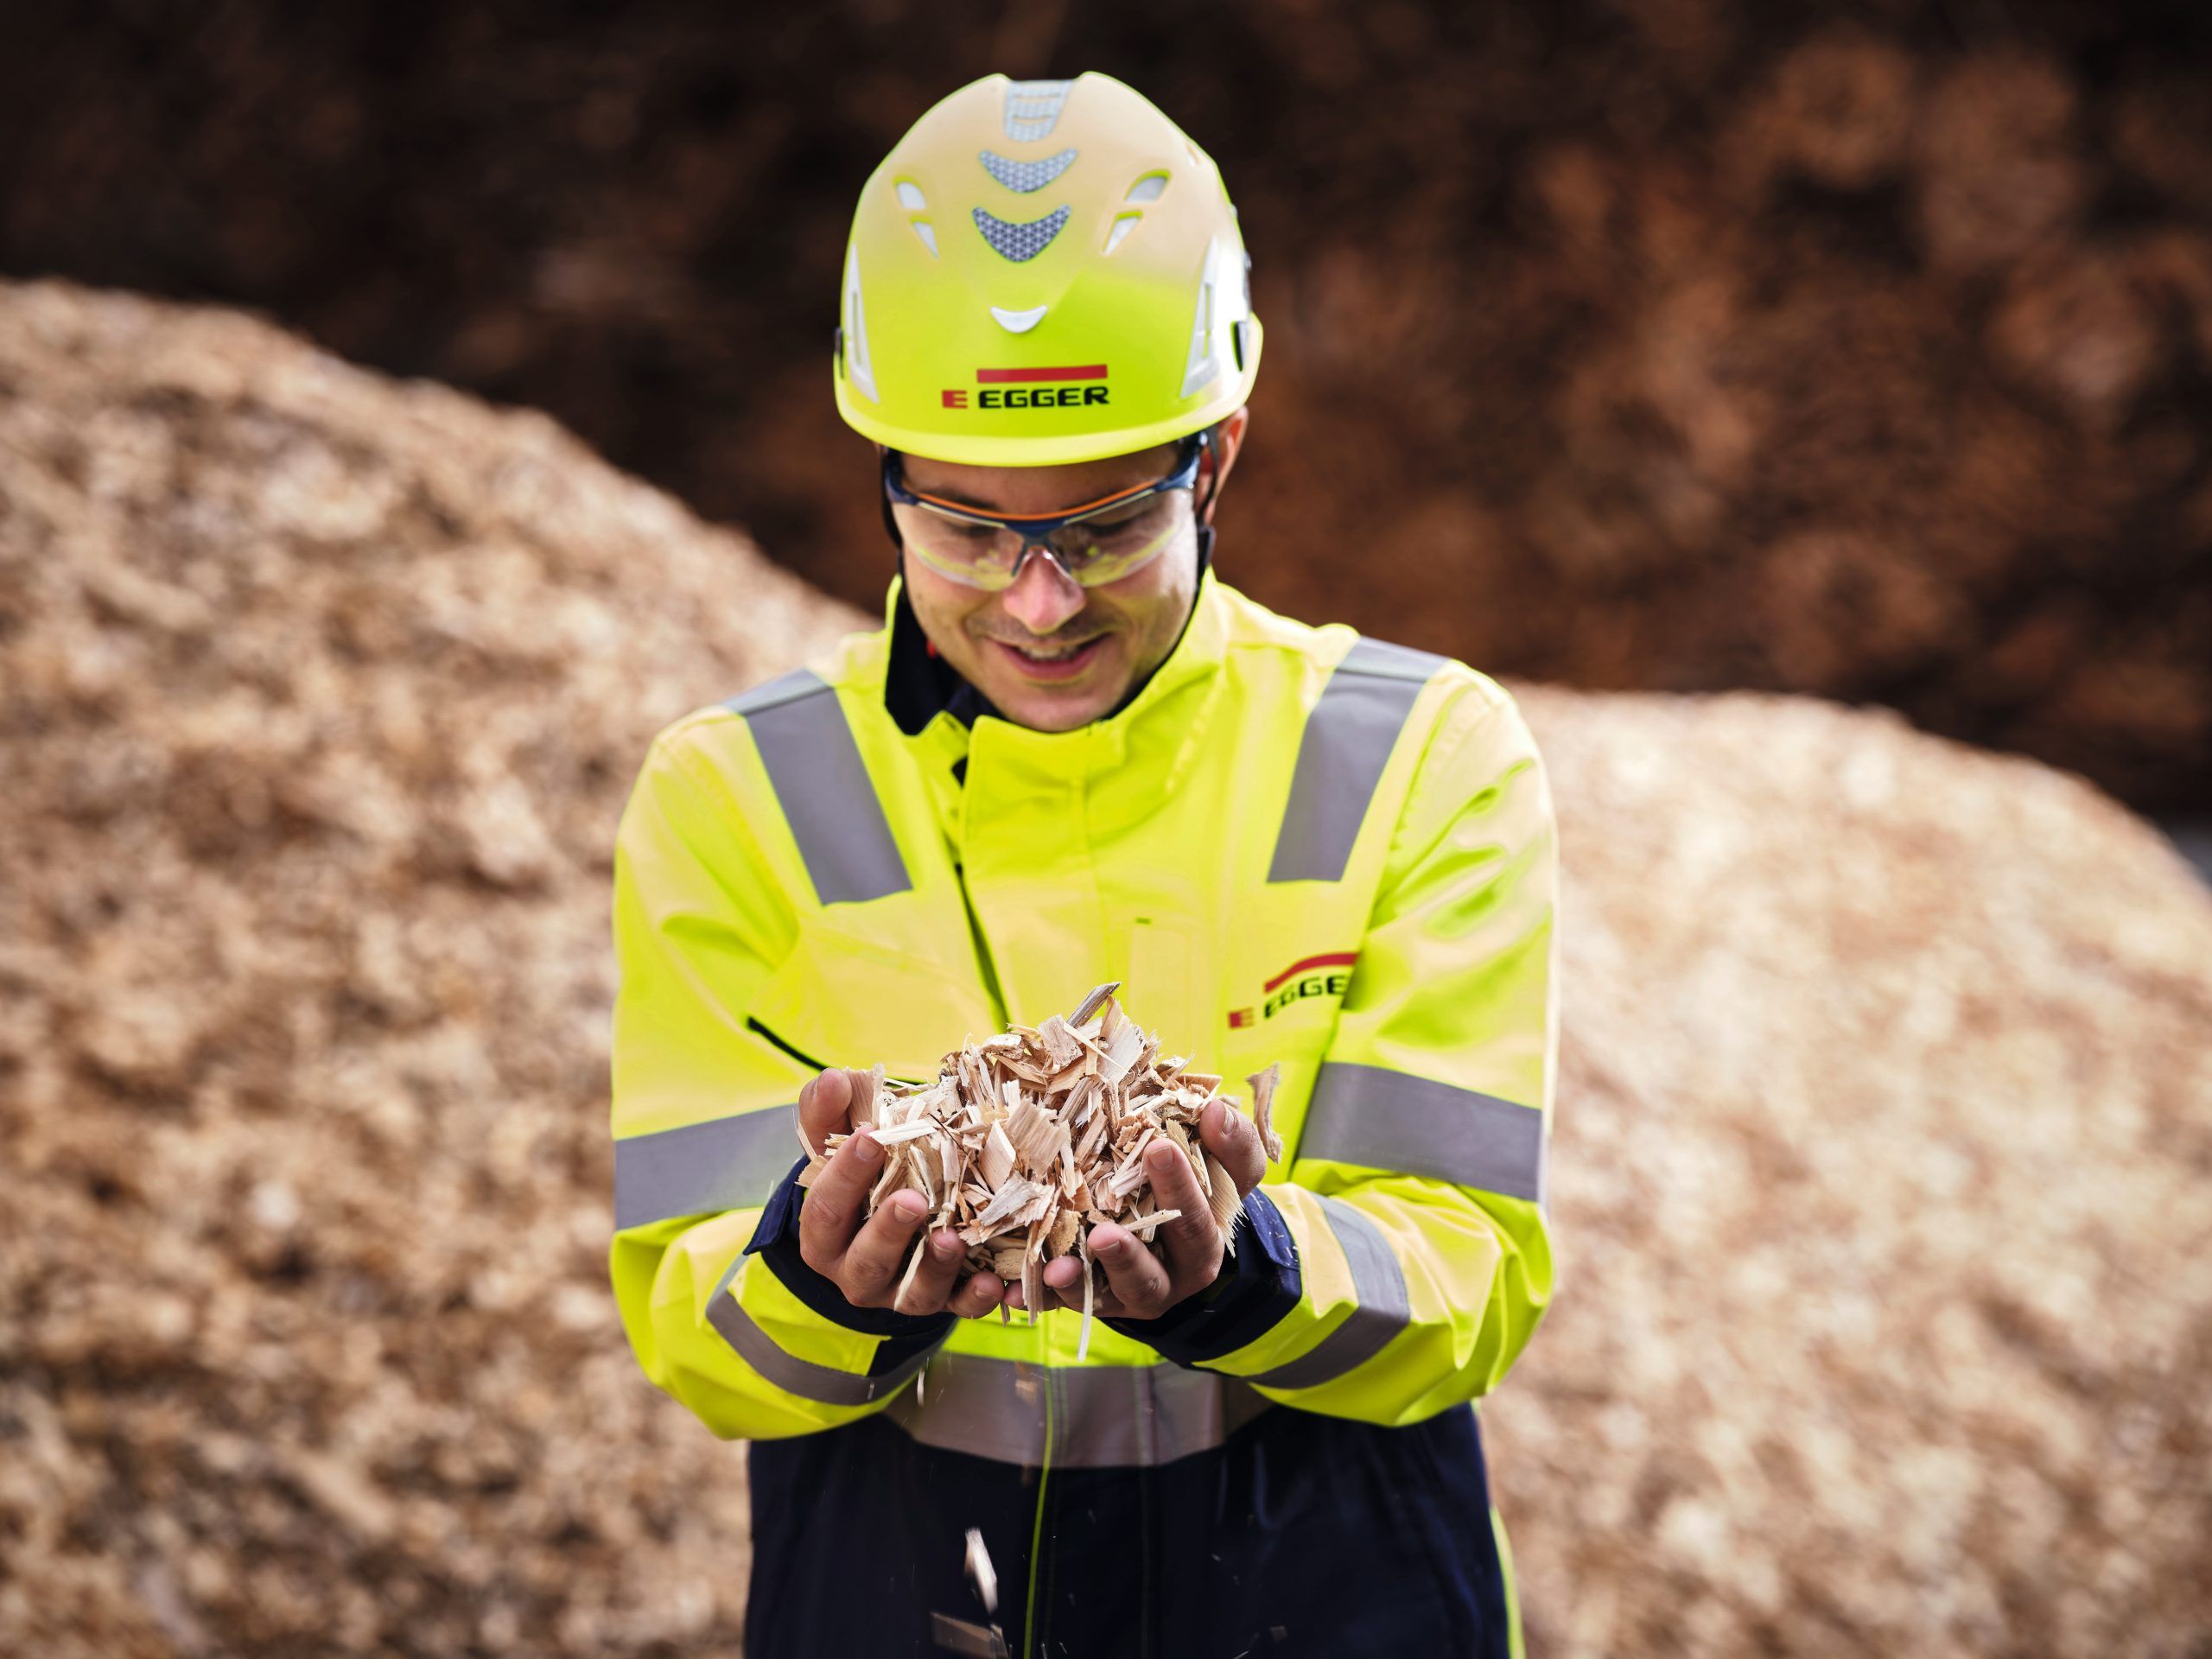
[971,639,1128,730]
[991,679,1122,733]
[989,672,1130,732]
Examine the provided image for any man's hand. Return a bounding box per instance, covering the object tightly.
[796,1068,1006,1319]
[1026,1096,1271,1320]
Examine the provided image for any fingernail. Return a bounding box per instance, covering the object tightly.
[933,1231,959,1257]
[892,1191,924,1220]
[1146,1141,1178,1170]
[854,1133,882,1165]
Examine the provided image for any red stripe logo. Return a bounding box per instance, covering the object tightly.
[976,364,1109,384]
[1262,951,1359,994]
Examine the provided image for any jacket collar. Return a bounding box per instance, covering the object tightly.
[883,577,1003,737]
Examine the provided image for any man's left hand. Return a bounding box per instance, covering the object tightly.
[1024,1096,1270,1319]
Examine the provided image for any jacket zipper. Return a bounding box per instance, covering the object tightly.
[952,861,1010,1029]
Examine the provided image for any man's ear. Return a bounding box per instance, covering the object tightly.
[1200,406,1252,525]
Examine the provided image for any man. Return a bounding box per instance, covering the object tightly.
[611,72,1556,1658]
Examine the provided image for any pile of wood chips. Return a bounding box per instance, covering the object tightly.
[800,982,1283,1357]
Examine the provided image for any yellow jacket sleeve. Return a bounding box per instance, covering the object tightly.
[609,720,946,1440]
[1192,683,1559,1425]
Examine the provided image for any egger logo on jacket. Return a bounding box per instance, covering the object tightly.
[1228,950,1358,1028]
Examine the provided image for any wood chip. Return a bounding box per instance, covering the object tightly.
[964,1527,998,1617]
[834,988,1280,1353]
[851,1063,885,1129]
[1069,982,1121,1026]
[868,1117,942,1147]
[1076,1230,1096,1363]
[980,1122,1016,1189]
[1205,1149,1244,1248]
[1246,1063,1285,1162]
[893,1231,930,1310]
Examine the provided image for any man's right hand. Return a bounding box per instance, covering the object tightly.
[796,1068,1007,1319]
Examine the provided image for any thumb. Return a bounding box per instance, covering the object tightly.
[1201,1096,1268,1196]
[797,1068,855,1155]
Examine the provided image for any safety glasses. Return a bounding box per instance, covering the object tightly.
[882,432,1209,591]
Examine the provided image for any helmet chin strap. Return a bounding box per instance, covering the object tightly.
[879,451,907,556]
[1192,419,1224,580]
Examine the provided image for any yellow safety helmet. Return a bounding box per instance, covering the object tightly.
[832,72,1262,467]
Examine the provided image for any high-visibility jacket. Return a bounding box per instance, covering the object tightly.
[610,568,1558,1658]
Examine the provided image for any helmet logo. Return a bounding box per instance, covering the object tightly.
[942,364,1109,411]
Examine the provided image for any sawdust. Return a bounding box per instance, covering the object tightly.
[1497,686,2212,1658]
[804,988,1279,1353]
[2,282,2208,1656]
[0,279,842,1656]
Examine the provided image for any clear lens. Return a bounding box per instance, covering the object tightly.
[896,488,1193,590]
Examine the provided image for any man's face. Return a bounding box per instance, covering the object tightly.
[897,440,1204,733]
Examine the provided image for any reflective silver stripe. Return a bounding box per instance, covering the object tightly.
[613,1109,797,1230]
[725,670,911,905]
[706,1280,940,1407]
[1248,1196,1410,1390]
[885,1353,1273,1468]
[1268,637,1447,883]
[1300,1060,1546,1204]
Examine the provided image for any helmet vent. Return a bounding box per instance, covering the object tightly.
[1002,79,1072,142]
[973,204,1071,263]
[1104,173,1168,255]
[1179,234,1251,399]
[912,220,939,257]
[842,245,878,403]
[894,181,927,211]
[978,147,1077,194]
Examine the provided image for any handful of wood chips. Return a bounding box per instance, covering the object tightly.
[800,981,1282,1358]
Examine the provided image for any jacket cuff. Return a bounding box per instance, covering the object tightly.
[747,1157,955,1358]
[1102,1187,1303,1367]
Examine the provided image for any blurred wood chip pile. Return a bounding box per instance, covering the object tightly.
[1,283,2209,1659]
[803,983,1281,1350]
[10,11,2202,805]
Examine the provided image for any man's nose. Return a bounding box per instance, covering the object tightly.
[998,546,1088,636]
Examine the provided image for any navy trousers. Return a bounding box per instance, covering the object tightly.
[747,1401,1515,1658]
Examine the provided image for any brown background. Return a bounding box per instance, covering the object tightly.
[3,0,2209,809]
[4,283,2208,1657]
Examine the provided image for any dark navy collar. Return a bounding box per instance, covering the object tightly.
[884,579,1001,736]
